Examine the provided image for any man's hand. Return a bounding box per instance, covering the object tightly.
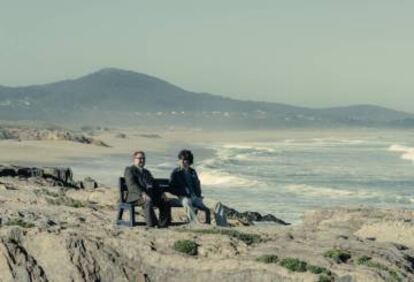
[161,192,168,201]
[142,192,151,202]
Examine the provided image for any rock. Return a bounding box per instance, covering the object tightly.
[17,167,44,178]
[0,126,110,147]
[79,177,98,191]
[115,133,127,139]
[221,204,290,225]
[0,166,17,177]
[0,165,85,188]
[1,167,414,281]
[46,219,57,227]
[42,167,74,185]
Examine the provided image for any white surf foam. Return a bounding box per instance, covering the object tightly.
[198,170,259,187]
[222,144,276,153]
[286,184,376,198]
[388,144,414,163]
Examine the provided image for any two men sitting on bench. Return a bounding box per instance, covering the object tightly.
[124,150,210,228]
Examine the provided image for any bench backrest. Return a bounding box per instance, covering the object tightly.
[119,177,170,202]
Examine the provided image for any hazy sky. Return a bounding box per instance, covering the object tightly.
[1,1,413,112]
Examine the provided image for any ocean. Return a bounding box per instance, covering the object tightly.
[69,129,414,224]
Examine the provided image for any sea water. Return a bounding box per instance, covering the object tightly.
[69,130,414,224]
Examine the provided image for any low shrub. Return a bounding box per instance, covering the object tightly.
[256,254,279,264]
[180,228,263,245]
[307,264,331,275]
[5,218,35,228]
[280,258,307,272]
[173,240,198,256]
[324,249,351,263]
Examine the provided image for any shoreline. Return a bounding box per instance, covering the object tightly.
[1,128,413,225]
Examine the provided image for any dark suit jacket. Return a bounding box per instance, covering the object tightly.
[124,165,158,203]
[169,167,202,198]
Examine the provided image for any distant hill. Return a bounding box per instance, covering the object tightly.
[0,68,413,128]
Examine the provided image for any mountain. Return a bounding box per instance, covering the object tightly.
[0,68,413,128]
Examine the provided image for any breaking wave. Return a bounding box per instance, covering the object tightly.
[198,170,260,187]
[388,144,414,163]
[285,184,378,198]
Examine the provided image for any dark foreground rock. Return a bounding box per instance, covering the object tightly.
[0,165,98,190]
[221,204,290,225]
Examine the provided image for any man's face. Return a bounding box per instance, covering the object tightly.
[179,158,190,169]
[133,153,146,168]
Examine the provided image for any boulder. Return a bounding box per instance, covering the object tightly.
[79,177,98,191]
[43,167,73,184]
[221,204,290,225]
[0,166,17,177]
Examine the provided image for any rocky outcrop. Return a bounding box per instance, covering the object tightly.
[0,127,109,147]
[221,203,290,225]
[1,171,413,281]
[0,165,99,190]
[1,230,48,282]
[77,177,98,191]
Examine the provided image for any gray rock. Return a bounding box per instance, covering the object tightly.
[221,204,290,225]
[79,177,98,191]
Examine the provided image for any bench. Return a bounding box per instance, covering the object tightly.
[116,177,185,226]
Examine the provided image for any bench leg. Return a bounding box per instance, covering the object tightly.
[129,205,136,227]
[117,207,124,221]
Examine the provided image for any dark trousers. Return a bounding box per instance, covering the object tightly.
[135,190,171,227]
[191,197,211,224]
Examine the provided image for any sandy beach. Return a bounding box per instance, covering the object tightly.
[1,127,409,165]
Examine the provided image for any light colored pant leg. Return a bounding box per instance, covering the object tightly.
[180,197,199,224]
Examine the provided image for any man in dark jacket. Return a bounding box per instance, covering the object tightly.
[124,151,171,227]
[169,149,211,224]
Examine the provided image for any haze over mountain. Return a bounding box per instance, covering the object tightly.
[0,68,413,129]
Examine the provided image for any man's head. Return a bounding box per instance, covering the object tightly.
[132,151,146,168]
[178,149,194,169]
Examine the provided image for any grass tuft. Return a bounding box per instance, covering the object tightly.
[45,196,86,208]
[5,218,35,228]
[357,256,402,282]
[324,249,352,263]
[173,240,198,256]
[180,228,262,245]
[256,254,279,264]
[280,258,308,272]
[318,274,334,282]
[307,264,331,275]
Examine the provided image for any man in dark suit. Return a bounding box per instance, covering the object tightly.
[124,151,171,228]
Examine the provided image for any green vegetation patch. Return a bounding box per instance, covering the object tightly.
[306,264,331,275]
[357,256,402,282]
[180,228,263,245]
[173,240,198,256]
[5,218,35,228]
[45,196,86,208]
[318,274,334,282]
[256,254,279,264]
[324,249,352,263]
[280,258,308,272]
[263,255,335,280]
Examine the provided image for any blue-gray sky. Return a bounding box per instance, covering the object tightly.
[1,0,413,112]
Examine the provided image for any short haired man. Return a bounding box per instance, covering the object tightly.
[169,149,211,224]
[124,151,171,228]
